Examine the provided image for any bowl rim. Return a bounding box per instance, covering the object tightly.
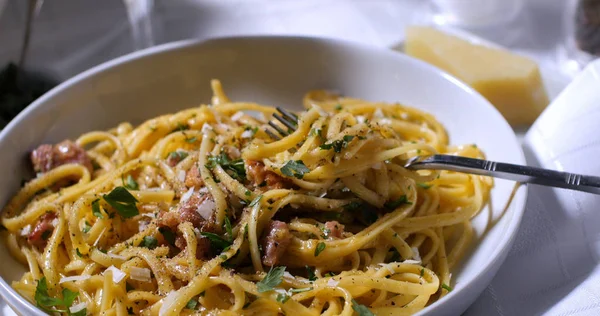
[0,35,528,316]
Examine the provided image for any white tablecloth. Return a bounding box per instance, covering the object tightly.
[1,1,596,315]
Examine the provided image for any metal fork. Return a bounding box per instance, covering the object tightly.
[267,108,600,194]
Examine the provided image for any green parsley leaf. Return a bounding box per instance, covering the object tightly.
[205,152,246,181]
[290,287,312,293]
[141,236,158,250]
[417,183,432,189]
[200,232,233,253]
[35,277,80,314]
[91,199,103,219]
[389,250,400,262]
[306,265,317,281]
[384,195,412,210]
[420,268,425,277]
[319,135,354,153]
[352,299,375,316]
[280,160,310,179]
[185,136,197,143]
[245,190,251,197]
[314,242,326,256]
[224,217,233,242]
[76,248,83,258]
[185,299,198,310]
[334,104,342,111]
[82,221,91,233]
[173,122,189,133]
[441,283,453,292]
[102,186,139,218]
[249,195,263,207]
[167,151,189,163]
[123,175,139,190]
[276,293,290,304]
[257,266,286,293]
[159,227,176,246]
[71,307,87,316]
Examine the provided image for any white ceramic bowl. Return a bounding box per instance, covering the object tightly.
[0,36,526,315]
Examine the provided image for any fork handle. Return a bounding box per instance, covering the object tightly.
[408,154,600,194]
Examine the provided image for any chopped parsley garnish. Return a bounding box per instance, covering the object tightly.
[248,195,263,207]
[290,287,312,293]
[306,265,317,281]
[200,232,233,253]
[167,151,189,162]
[310,128,323,138]
[417,183,432,189]
[205,152,246,181]
[420,268,425,277]
[76,248,83,258]
[159,227,176,246]
[185,299,198,309]
[334,104,342,111]
[123,174,139,190]
[319,135,354,153]
[82,221,91,233]
[314,242,326,256]
[245,190,251,197]
[224,217,233,242]
[280,160,310,179]
[351,299,374,316]
[276,293,290,303]
[102,186,139,218]
[35,277,83,315]
[441,283,453,292]
[141,236,158,250]
[173,122,189,133]
[256,266,286,293]
[91,199,103,219]
[384,195,412,210]
[244,126,259,137]
[185,136,197,143]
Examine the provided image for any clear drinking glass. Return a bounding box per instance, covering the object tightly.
[558,0,600,76]
[423,0,525,46]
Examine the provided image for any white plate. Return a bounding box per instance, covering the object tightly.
[0,36,527,316]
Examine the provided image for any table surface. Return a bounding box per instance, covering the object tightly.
[0,0,575,315]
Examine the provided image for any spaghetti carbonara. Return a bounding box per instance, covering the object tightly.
[1,80,492,315]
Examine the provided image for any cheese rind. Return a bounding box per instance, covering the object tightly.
[405,26,549,126]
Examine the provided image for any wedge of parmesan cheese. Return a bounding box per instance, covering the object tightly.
[405,26,549,126]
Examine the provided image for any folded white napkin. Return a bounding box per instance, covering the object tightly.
[466,60,600,316]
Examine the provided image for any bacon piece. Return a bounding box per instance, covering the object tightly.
[324,221,345,239]
[184,163,204,189]
[30,140,93,174]
[27,212,57,249]
[261,220,292,266]
[157,193,216,232]
[246,160,287,190]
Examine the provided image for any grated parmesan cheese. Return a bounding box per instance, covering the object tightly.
[356,115,366,124]
[241,129,254,139]
[69,302,87,314]
[130,267,152,282]
[20,225,31,236]
[177,170,186,182]
[51,218,59,227]
[181,187,194,203]
[402,259,421,265]
[231,111,245,122]
[373,108,385,118]
[104,265,126,283]
[412,247,422,262]
[201,123,212,133]
[196,198,215,220]
[59,275,91,284]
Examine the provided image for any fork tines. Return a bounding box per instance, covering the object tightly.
[265,107,299,140]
